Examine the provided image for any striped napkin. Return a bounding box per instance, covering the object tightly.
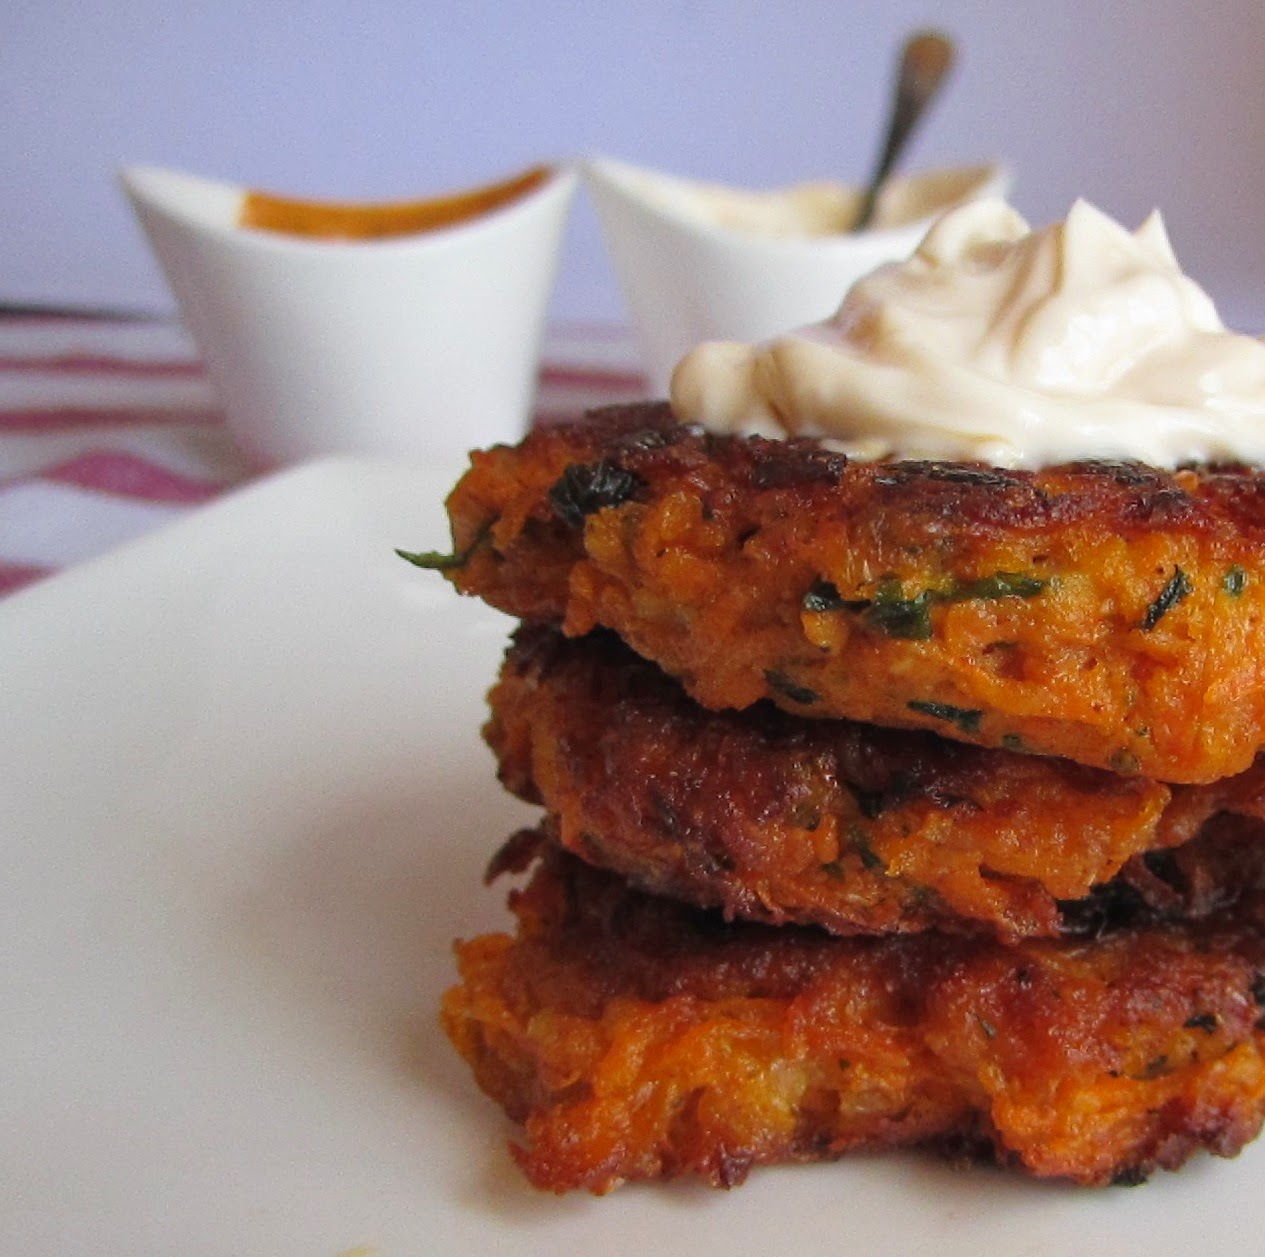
[0,316,647,597]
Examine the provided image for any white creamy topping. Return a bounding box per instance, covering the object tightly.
[670,198,1265,468]
[628,163,1002,237]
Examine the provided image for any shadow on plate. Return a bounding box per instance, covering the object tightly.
[227,761,529,1090]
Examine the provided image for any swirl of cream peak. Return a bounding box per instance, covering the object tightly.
[670,198,1265,469]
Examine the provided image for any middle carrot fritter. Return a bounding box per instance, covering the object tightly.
[487,625,1265,942]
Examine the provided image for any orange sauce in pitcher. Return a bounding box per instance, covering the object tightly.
[238,164,551,241]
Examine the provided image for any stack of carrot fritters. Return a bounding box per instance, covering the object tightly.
[408,402,1265,1194]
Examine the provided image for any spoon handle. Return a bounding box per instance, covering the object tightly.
[853,30,956,232]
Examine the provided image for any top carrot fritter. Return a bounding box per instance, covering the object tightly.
[416,403,1265,783]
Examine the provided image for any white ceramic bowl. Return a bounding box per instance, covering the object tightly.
[585,155,1010,396]
[120,163,578,468]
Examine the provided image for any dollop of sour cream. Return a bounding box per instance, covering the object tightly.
[670,198,1265,468]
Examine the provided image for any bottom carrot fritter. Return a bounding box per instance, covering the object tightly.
[443,836,1265,1194]
[486,625,1265,941]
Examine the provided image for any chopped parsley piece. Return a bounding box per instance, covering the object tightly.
[949,572,1047,600]
[548,460,642,527]
[1223,565,1248,597]
[802,578,848,612]
[907,699,983,734]
[396,521,491,572]
[1141,567,1193,631]
[764,670,820,705]
[396,546,466,571]
[802,569,1046,640]
[867,590,935,639]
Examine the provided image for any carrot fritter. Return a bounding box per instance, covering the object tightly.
[485,625,1265,941]
[442,837,1265,1194]
[413,403,1265,783]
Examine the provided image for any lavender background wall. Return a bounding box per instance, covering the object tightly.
[6,0,1265,328]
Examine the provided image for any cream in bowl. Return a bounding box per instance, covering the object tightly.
[584,155,1009,396]
[120,162,578,468]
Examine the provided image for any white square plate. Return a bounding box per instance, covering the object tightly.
[1,457,1260,1255]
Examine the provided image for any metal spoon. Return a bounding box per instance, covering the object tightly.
[852,30,956,232]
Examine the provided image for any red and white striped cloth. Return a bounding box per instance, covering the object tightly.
[0,315,648,598]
